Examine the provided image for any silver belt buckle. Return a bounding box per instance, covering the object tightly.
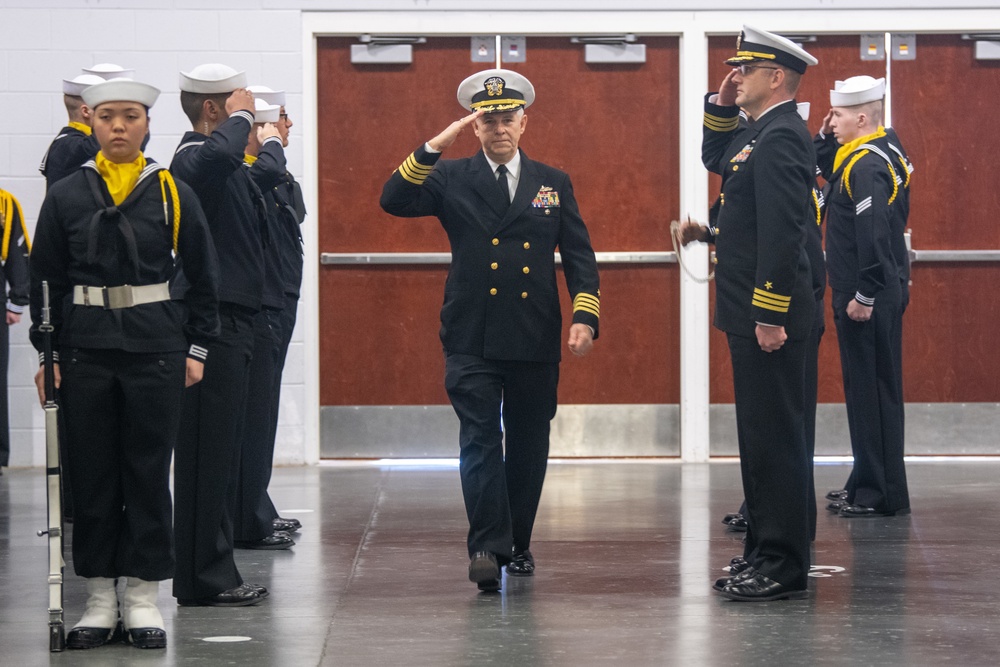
[104,285,134,309]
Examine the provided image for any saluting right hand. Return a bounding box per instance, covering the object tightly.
[427,110,484,152]
[820,109,834,136]
[716,69,739,107]
[257,122,280,143]
[226,88,256,117]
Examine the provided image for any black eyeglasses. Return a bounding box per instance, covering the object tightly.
[738,64,779,76]
[279,113,290,121]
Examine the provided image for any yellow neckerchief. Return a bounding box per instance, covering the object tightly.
[96,151,146,206]
[833,126,887,173]
[244,153,258,165]
[68,121,92,136]
[0,189,32,260]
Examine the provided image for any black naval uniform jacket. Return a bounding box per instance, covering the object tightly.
[246,138,288,310]
[28,159,220,358]
[39,124,100,189]
[817,131,902,304]
[172,111,267,311]
[380,145,600,363]
[816,128,912,295]
[702,97,815,340]
[271,172,306,298]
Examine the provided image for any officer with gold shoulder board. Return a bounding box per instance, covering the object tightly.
[380,69,601,592]
[680,25,817,601]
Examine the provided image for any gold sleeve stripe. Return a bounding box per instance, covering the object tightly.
[753,295,791,310]
[753,290,792,310]
[753,288,791,304]
[752,298,790,313]
[812,189,821,227]
[704,114,739,132]
[573,293,601,317]
[398,153,434,185]
[574,304,601,317]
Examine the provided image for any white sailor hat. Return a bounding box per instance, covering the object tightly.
[725,25,818,74]
[253,98,280,123]
[82,63,136,80]
[830,76,886,107]
[81,78,160,109]
[457,69,535,113]
[797,102,811,122]
[248,85,286,107]
[63,74,107,96]
[179,64,247,94]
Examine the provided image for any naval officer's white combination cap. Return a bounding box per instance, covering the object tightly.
[457,69,535,113]
[725,25,818,74]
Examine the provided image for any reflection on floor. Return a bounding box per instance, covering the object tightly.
[2,460,998,665]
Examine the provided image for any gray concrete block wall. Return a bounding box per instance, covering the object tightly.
[0,4,305,467]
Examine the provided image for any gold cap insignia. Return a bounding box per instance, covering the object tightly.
[485,76,505,97]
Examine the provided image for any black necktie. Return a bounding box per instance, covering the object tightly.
[496,164,510,206]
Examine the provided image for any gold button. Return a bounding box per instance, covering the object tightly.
[521,292,528,299]
[492,238,499,246]
[733,165,739,171]
[491,262,498,270]
[490,288,497,295]
[523,242,530,250]
[522,266,530,274]
[545,209,551,215]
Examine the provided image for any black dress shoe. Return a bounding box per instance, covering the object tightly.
[713,564,755,592]
[126,627,166,649]
[177,586,262,607]
[273,517,301,534]
[67,621,124,649]
[469,551,501,592]
[721,572,808,601]
[726,514,748,532]
[839,504,910,518]
[721,512,741,525]
[240,582,269,599]
[826,499,848,513]
[235,531,295,550]
[506,549,535,577]
[826,489,849,501]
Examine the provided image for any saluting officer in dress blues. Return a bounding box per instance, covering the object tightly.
[29,78,220,649]
[721,103,827,543]
[380,69,601,592]
[170,64,271,607]
[680,26,817,601]
[814,76,911,518]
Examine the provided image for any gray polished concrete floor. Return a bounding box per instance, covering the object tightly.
[1,459,998,666]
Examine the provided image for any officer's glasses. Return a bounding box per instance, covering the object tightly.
[737,64,780,76]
